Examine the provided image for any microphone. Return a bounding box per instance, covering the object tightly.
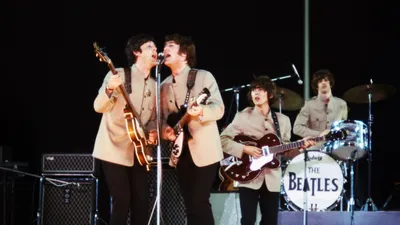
[157,52,164,60]
[291,64,303,85]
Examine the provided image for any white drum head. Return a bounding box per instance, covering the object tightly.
[282,151,344,211]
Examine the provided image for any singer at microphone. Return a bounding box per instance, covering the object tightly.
[92,34,159,225]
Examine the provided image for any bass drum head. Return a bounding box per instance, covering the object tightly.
[282,150,344,211]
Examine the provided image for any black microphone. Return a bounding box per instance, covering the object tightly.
[291,64,303,85]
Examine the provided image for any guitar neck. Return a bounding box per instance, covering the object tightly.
[173,113,190,133]
[108,65,136,112]
[268,136,325,154]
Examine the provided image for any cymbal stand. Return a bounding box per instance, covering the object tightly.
[361,79,378,211]
[277,92,283,113]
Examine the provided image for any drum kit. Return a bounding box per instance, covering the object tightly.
[269,81,396,212]
[220,74,396,214]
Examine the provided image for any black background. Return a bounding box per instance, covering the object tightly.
[2,1,400,224]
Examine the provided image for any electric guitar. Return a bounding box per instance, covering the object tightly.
[167,88,211,164]
[220,129,346,183]
[93,42,153,168]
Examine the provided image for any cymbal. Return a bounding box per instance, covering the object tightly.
[271,86,304,111]
[343,84,396,103]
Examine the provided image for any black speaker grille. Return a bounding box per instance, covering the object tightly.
[39,177,97,225]
[147,166,186,225]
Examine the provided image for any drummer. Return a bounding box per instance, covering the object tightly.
[293,69,348,150]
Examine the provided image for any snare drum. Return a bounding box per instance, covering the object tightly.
[282,151,344,211]
[325,120,368,160]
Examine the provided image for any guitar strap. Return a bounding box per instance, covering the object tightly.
[124,68,132,94]
[271,110,282,140]
[176,68,198,109]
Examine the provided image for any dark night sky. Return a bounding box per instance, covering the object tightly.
[2,1,400,221]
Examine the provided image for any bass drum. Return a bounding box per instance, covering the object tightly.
[282,151,345,211]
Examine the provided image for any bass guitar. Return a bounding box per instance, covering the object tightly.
[93,42,153,168]
[167,88,211,164]
[220,129,346,183]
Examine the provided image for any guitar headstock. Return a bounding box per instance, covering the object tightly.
[326,128,347,141]
[93,42,114,69]
[196,88,211,105]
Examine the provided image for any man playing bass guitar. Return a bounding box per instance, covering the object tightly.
[220,76,316,225]
[92,34,158,225]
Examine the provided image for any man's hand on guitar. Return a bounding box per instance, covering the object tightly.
[148,130,158,145]
[299,136,317,151]
[107,69,123,90]
[164,126,176,141]
[243,146,262,159]
[187,103,203,117]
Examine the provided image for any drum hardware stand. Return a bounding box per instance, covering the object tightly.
[361,79,378,211]
[348,150,358,225]
[340,161,349,212]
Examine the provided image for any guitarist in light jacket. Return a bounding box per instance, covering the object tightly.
[220,76,315,225]
[92,34,158,225]
[160,33,225,225]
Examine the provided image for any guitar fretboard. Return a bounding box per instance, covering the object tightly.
[268,136,325,154]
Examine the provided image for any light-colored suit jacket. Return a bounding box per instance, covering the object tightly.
[92,65,156,166]
[160,66,225,167]
[220,107,292,192]
[293,95,347,150]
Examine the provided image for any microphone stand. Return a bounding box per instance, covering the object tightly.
[303,150,308,225]
[361,79,378,211]
[0,165,86,223]
[220,74,293,114]
[152,57,164,225]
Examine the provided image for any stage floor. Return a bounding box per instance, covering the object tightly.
[210,193,400,225]
[277,211,400,225]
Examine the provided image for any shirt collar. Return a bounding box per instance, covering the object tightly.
[171,65,191,85]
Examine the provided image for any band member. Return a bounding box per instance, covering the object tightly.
[293,69,348,149]
[160,33,225,225]
[92,34,158,225]
[220,76,315,225]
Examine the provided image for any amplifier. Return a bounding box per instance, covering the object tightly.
[37,177,98,225]
[41,153,97,175]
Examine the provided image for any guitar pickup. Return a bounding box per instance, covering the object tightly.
[261,146,270,155]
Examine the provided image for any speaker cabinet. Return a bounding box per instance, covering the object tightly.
[37,177,98,225]
[147,165,186,225]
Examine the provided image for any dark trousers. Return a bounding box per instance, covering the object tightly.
[239,183,279,225]
[176,146,218,225]
[101,159,149,225]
